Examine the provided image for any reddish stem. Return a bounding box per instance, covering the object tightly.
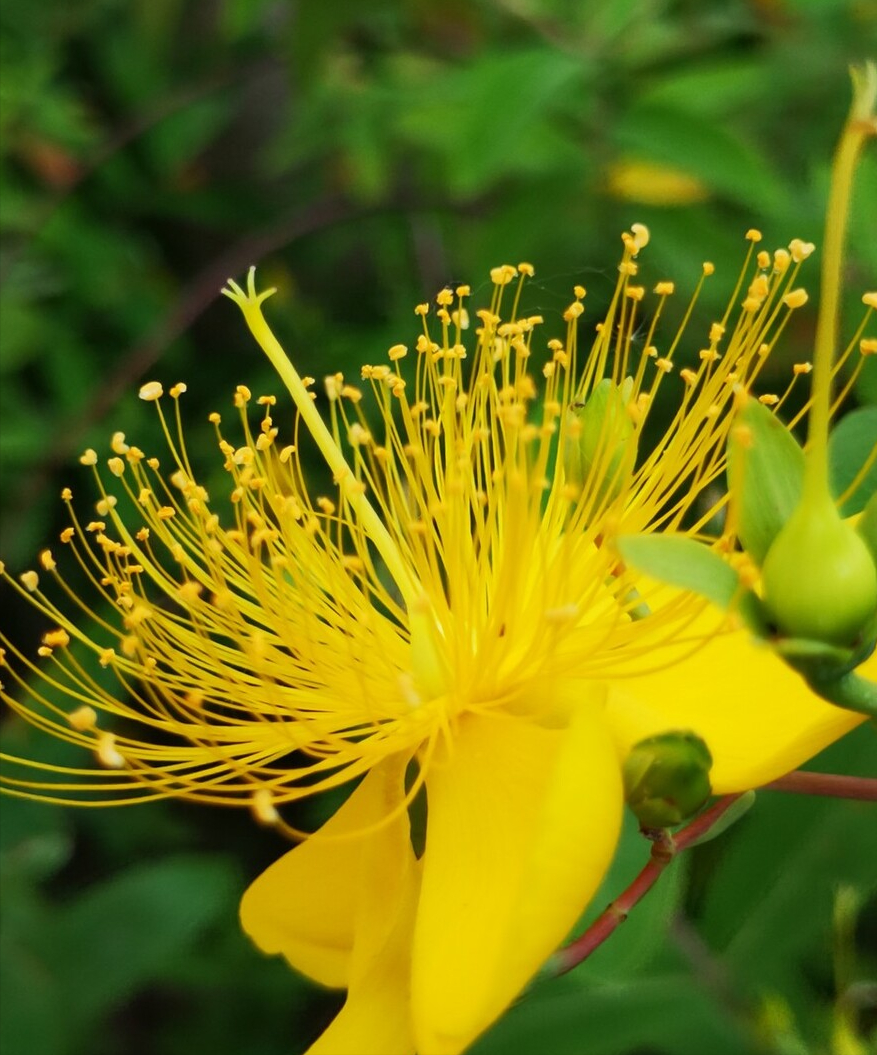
[551,794,743,976]
[764,771,877,800]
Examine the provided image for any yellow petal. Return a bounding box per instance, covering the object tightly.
[606,623,869,793]
[411,695,622,1054]
[239,755,413,988]
[307,844,420,1055]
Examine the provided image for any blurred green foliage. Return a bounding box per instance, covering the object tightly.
[1,0,875,1052]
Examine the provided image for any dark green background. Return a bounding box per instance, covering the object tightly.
[1,1,875,1053]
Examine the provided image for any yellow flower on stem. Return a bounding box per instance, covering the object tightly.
[1,222,873,1053]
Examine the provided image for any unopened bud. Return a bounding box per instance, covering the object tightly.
[623,731,713,829]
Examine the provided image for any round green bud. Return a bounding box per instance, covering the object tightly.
[761,496,877,647]
[622,731,713,829]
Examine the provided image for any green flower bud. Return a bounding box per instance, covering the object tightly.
[564,378,636,511]
[761,496,877,647]
[622,731,713,829]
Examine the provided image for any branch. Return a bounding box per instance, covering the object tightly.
[764,771,877,800]
[548,794,744,977]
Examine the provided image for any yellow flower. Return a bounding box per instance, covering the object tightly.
[1,226,871,1055]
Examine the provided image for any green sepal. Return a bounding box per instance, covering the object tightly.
[616,533,769,635]
[564,378,637,511]
[775,636,859,674]
[623,730,713,829]
[778,633,877,718]
[684,790,757,848]
[829,405,877,516]
[726,398,805,566]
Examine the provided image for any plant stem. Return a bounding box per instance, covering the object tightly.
[548,794,743,977]
[764,771,877,800]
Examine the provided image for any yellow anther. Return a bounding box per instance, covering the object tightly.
[111,431,129,454]
[415,303,429,316]
[518,262,535,276]
[573,285,586,300]
[170,382,187,398]
[794,362,813,374]
[96,496,117,515]
[490,265,517,285]
[234,385,252,406]
[177,581,203,604]
[758,393,780,405]
[680,368,698,386]
[139,381,163,401]
[731,423,754,449]
[96,732,125,770]
[860,338,877,356]
[209,411,221,424]
[655,358,674,373]
[702,262,715,276]
[348,424,371,446]
[324,374,343,400]
[863,292,877,308]
[789,239,815,262]
[630,222,650,249]
[783,288,809,308]
[773,248,790,273]
[43,628,70,648]
[60,527,75,543]
[39,549,56,571]
[317,497,336,515]
[279,445,295,462]
[68,706,97,731]
[436,289,454,306]
[746,228,763,242]
[61,487,72,501]
[157,506,176,520]
[756,251,770,269]
[21,571,39,592]
[107,457,125,477]
[251,788,279,826]
[80,449,98,466]
[625,286,645,301]
[564,302,585,320]
[388,344,408,360]
[455,284,471,297]
[654,281,675,295]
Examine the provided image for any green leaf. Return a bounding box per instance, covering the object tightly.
[727,399,805,565]
[472,974,753,1055]
[616,534,741,610]
[829,406,877,516]
[54,855,239,1032]
[614,103,788,214]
